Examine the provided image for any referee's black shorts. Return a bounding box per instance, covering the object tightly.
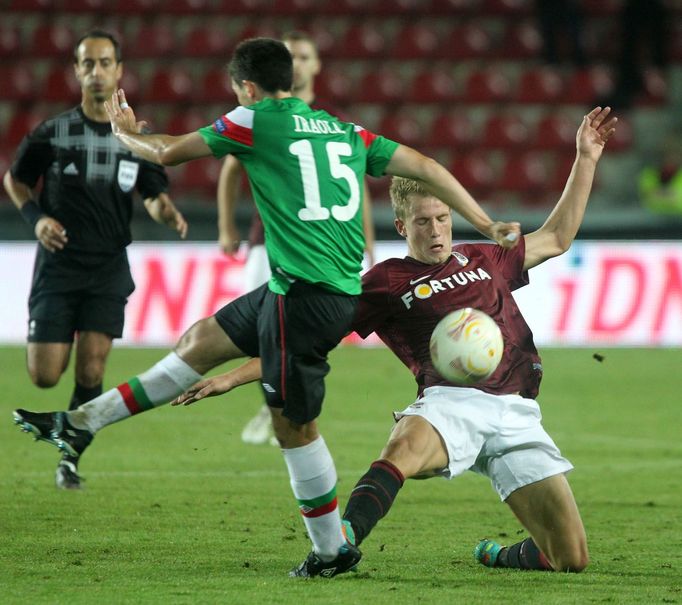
[214,281,358,425]
[27,249,135,343]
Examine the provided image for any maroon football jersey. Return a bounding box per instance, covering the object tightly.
[247,97,348,248]
[353,238,543,398]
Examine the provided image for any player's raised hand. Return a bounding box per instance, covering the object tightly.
[104,89,148,136]
[577,106,617,163]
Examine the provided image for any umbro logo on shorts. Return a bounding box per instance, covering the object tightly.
[63,162,79,176]
[262,383,276,393]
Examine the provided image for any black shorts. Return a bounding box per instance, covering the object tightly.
[214,282,358,424]
[28,249,135,343]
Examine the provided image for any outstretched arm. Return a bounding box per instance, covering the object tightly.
[171,358,262,406]
[217,155,244,255]
[105,89,212,166]
[524,107,617,271]
[384,145,520,248]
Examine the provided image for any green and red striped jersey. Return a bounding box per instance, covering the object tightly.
[199,97,398,295]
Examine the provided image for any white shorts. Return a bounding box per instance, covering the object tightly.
[394,386,573,501]
[244,244,271,292]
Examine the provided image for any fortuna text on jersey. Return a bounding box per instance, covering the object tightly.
[401,267,492,309]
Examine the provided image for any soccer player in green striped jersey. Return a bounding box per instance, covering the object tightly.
[14,37,520,578]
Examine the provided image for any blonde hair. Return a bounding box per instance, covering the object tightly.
[389,177,431,220]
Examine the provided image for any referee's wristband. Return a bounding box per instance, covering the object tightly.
[19,200,45,228]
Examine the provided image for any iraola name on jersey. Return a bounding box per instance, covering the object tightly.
[401,252,492,310]
[292,115,345,135]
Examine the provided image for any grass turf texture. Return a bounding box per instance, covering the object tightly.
[1,346,680,604]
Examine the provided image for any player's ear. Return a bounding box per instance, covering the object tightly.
[394,217,407,238]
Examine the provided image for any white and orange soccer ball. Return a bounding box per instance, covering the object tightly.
[429,307,503,385]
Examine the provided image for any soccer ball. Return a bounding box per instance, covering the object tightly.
[429,307,503,385]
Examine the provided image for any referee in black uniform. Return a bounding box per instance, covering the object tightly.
[3,30,187,489]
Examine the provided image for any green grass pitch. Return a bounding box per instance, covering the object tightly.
[1,345,680,604]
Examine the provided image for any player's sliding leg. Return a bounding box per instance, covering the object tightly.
[475,473,589,572]
[342,415,446,546]
[13,317,244,457]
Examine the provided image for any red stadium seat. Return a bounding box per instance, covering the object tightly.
[637,69,668,106]
[431,0,482,13]
[0,65,37,101]
[30,24,75,58]
[391,22,442,60]
[118,69,142,105]
[581,0,623,15]
[533,113,576,151]
[450,152,498,195]
[408,67,458,103]
[314,69,356,106]
[356,68,404,103]
[7,0,57,10]
[234,19,280,42]
[439,22,494,59]
[374,0,429,14]
[551,152,577,191]
[43,65,81,103]
[270,0,331,14]
[500,21,543,59]
[481,114,532,149]
[129,24,176,59]
[378,111,423,148]
[516,67,565,104]
[427,111,476,149]
[144,67,193,103]
[131,104,169,133]
[481,0,532,15]
[606,116,633,152]
[4,106,51,147]
[334,22,390,59]
[563,67,615,105]
[500,151,552,192]
[463,67,513,103]
[166,109,210,136]
[164,0,213,13]
[198,66,236,104]
[62,0,108,10]
[0,26,22,59]
[183,25,231,58]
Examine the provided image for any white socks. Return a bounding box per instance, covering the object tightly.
[282,436,345,561]
[69,352,202,433]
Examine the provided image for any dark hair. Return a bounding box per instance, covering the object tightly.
[228,37,293,93]
[73,30,122,63]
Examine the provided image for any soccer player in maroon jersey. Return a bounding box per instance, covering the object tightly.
[172,106,616,574]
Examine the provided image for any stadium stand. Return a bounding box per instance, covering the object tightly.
[0,0,680,221]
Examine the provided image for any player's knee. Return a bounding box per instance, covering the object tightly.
[381,435,420,478]
[75,361,105,387]
[28,369,61,389]
[553,544,589,573]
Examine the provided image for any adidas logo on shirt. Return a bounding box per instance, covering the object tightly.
[63,162,79,176]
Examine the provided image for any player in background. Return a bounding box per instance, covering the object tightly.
[171,107,616,573]
[218,31,376,447]
[12,38,520,578]
[3,30,187,490]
